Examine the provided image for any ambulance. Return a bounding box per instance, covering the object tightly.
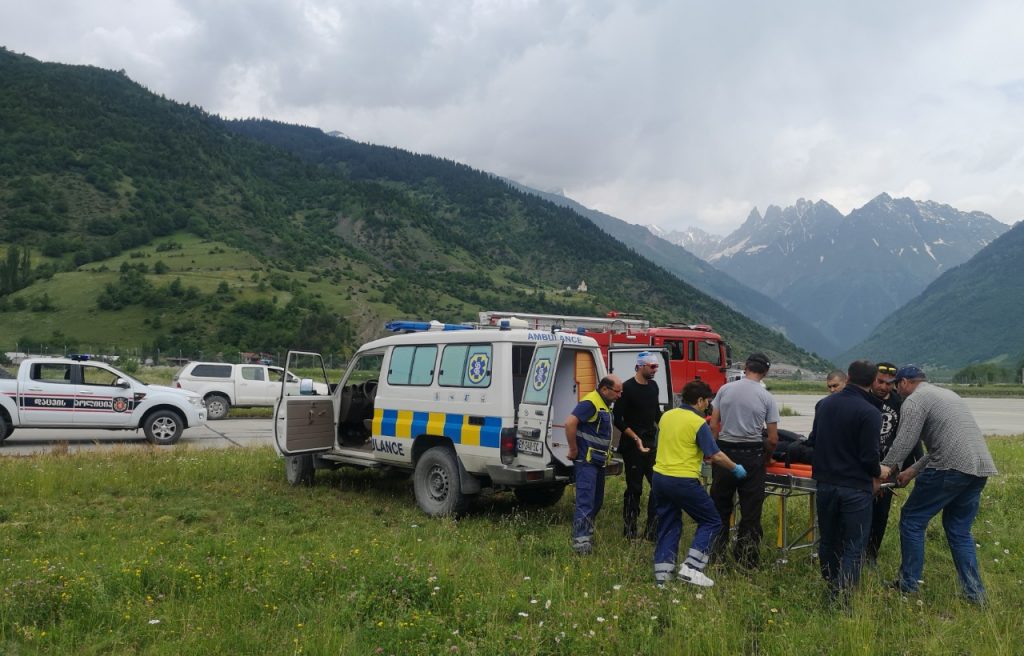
[272,320,672,516]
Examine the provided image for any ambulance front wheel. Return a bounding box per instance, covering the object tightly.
[514,484,567,508]
[285,453,315,486]
[414,446,471,517]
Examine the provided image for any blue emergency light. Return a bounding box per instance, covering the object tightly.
[385,320,474,333]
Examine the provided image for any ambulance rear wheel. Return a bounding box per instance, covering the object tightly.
[514,484,567,508]
[414,447,469,517]
[285,453,315,486]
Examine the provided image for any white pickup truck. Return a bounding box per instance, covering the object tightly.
[173,362,328,420]
[0,356,207,445]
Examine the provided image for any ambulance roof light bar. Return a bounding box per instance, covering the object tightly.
[385,320,474,333]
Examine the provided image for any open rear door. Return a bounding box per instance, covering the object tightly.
[273,350,335,456]
[607,347,674,412]
[517,340,565,464]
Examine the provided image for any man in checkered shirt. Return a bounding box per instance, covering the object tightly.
[880,365,998,604]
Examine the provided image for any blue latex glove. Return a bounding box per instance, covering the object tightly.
[732,463,748,479]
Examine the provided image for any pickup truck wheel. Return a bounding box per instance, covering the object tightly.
[205,394,230,420]
[0,414,8,444]
[285,454,315,486]
[413,447,470,517]
[514,484,567,508]
[144,410,184,445]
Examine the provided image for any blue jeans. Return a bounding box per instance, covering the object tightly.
[652,473,722,583]
[898,469,987,602]
[816,482,873,595]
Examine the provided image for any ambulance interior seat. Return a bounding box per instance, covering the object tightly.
[338,380,376,448]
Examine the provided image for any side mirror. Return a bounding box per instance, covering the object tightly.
[115,378,131,388]
[299,378,316,395]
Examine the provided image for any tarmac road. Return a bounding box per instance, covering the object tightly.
[773,394,1024,438]
[1,394,1021,456]
[0,418,275,456]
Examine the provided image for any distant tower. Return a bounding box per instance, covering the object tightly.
[577,280,588,293]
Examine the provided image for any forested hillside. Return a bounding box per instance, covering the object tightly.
[0,48,828,368]
[844,220,1024,372]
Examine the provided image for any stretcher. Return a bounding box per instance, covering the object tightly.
[765,462,817,552]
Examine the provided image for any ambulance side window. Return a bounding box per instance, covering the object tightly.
[388,346,437,386]
[438,344,492,388]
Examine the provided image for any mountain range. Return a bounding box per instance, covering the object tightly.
[508,185,842,357]
[845,219,1024,372]
[653,196,1009,353]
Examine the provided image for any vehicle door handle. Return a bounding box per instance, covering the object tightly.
[78,390,95,395]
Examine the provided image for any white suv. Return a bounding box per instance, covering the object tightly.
[173,362,327,419]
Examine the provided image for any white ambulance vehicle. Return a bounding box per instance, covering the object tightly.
[272,321,672,516]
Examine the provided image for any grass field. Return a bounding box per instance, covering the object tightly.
[1,438,1021,655]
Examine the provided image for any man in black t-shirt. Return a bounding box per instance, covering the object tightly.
[866,361,921,563]
[613,352,661,539]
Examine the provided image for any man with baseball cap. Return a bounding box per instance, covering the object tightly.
[880,365,998,604]
[613,351,661,540]
[709,352,780,568]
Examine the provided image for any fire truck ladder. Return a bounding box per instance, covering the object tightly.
[477,310,650,333]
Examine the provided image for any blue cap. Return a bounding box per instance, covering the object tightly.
[894,365,926,383]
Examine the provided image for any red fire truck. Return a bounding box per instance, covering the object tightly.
[478,311,732,394]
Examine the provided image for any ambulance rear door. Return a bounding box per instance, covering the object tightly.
[516,340,563,465]
[273,351,336,456]
[607,346,674,413]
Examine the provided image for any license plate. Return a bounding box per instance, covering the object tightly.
[517,438,543,456]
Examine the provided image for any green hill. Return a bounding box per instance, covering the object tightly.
[843,220,1024,373]
[0,47,828,369]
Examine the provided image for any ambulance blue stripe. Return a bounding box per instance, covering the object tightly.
[381,409,398,436]
[411,411,429,438]
[481,416,502,448]
[444,414,463,443]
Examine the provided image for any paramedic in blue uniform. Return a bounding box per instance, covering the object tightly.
[565,375,624,555]
[613,352,661,540]
[653,380,747,587]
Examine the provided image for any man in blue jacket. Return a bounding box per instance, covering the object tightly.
[811,360,882,603]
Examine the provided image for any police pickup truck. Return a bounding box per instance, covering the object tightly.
[273,321,672,516]
[0,355,207,445]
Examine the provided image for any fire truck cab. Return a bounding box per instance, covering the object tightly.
[479,311,731,394]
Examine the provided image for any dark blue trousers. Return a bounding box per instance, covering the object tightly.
[652,473,722,583]
[816,482,873,597]
[572,459,606,552]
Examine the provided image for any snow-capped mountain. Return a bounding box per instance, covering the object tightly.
[646,225,722,260]
[706,194,1009,351]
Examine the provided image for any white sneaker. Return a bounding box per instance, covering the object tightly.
[677,564,714,587]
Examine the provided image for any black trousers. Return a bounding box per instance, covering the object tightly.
[865,487,894,562]
[710,445,767,568]
[621,440,657,538]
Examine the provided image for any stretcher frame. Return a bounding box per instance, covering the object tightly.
[701,463,819,554]
[765,468,818,553]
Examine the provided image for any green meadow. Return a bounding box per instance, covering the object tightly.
[1,439,1021,655]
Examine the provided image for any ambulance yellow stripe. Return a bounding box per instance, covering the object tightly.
[394,410,414,439]
[460,417,481,446]
[372,408,384,436]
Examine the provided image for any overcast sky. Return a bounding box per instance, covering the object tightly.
[4,1,1023,234]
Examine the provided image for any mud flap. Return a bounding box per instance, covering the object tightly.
[457,455,482,495]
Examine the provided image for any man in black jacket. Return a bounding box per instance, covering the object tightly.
[613,352,661,539]
[811,360,882,603]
